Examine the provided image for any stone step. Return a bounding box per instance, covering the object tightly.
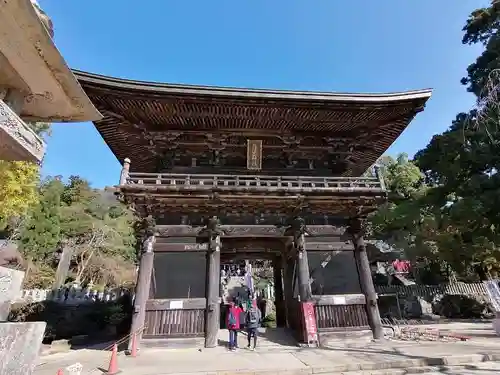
[341,363,500,375]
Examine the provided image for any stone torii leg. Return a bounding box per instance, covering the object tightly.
[349,219,383,340]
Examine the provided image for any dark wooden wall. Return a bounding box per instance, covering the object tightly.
[152,252,206,299]
[143,299,206,338]
[308,252,362,295]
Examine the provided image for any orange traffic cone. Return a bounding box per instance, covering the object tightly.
[106,343,119,374]
[130,332,138,357]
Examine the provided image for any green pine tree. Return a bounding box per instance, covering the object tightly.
[19,178,64,261]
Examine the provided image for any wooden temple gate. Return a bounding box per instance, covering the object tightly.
[136,224,375,342]
[121,170,389,347]
[74,70,431,347]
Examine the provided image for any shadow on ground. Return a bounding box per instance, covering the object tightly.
[70,336,128,352]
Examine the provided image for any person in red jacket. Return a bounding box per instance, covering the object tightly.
[226,300,244,351]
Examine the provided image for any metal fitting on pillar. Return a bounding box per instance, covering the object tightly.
[119,158,131,185]
[373,165,386,191]
[143,235,156,253]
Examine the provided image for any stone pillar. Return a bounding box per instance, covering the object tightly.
[349,219,383,340]
[0,266,25,321]
[0,266,47,373]
[53,244,73,289]
[128,235,155,352]
[273,256,286,327]
[119,158,131,185]
[296,234,312,302]
[205,234,221,348]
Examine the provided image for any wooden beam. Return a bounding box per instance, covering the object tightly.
[221,252,282,263]
[306,242,354,251]
[154,243,208,252]
[123,196,384,217]
[312,294,366,306]
[155,225,346,238]
[154,241,353,253]
[146,298,206,310]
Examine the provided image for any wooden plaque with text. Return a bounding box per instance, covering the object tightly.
[247,139,263,170]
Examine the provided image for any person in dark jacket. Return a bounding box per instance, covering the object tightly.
[245,300,262,350]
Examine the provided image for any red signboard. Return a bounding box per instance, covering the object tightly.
[300,302,318,346]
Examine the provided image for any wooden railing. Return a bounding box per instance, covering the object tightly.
[315,304,369,330]
[143,308,205,338]
[375,283,488,298]
[125,173,384,193]
[312,294,369,331]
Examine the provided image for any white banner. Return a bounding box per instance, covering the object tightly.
[484,280,500,312]
[245,263,254,295]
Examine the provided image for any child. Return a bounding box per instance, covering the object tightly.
[226,300,243,351]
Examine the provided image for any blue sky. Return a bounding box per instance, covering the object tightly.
[39,0,487,188]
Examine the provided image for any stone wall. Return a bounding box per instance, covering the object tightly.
[0,267,24,320]
[0,266,45,375]
[14,286,130,304]
[375,282,491,319]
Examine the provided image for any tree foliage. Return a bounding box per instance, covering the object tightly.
[0,161,39,229]
[18,175,137,287]
[26,121,52,139]
[370,1,500,281]
[0,121,52,229]
[19,178,63,261]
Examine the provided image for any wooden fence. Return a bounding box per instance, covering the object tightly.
[375,283,488,298]
[15,282,490,305]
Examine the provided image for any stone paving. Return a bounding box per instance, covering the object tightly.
[33,323,500,375]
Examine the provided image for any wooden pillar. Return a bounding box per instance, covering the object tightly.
[128,235,155,352]
[119,158,131,185]
[205,234,221,348]
[272,256,286,327]
[282,255,295,328]
[296,234,312,302]
[350,220,383,340]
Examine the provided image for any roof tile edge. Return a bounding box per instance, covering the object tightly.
[73,70,432,104]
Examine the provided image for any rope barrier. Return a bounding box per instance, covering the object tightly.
[84,326,147,374]
[38,325,147,375]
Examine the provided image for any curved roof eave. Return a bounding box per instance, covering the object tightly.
[73,69,433,105]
